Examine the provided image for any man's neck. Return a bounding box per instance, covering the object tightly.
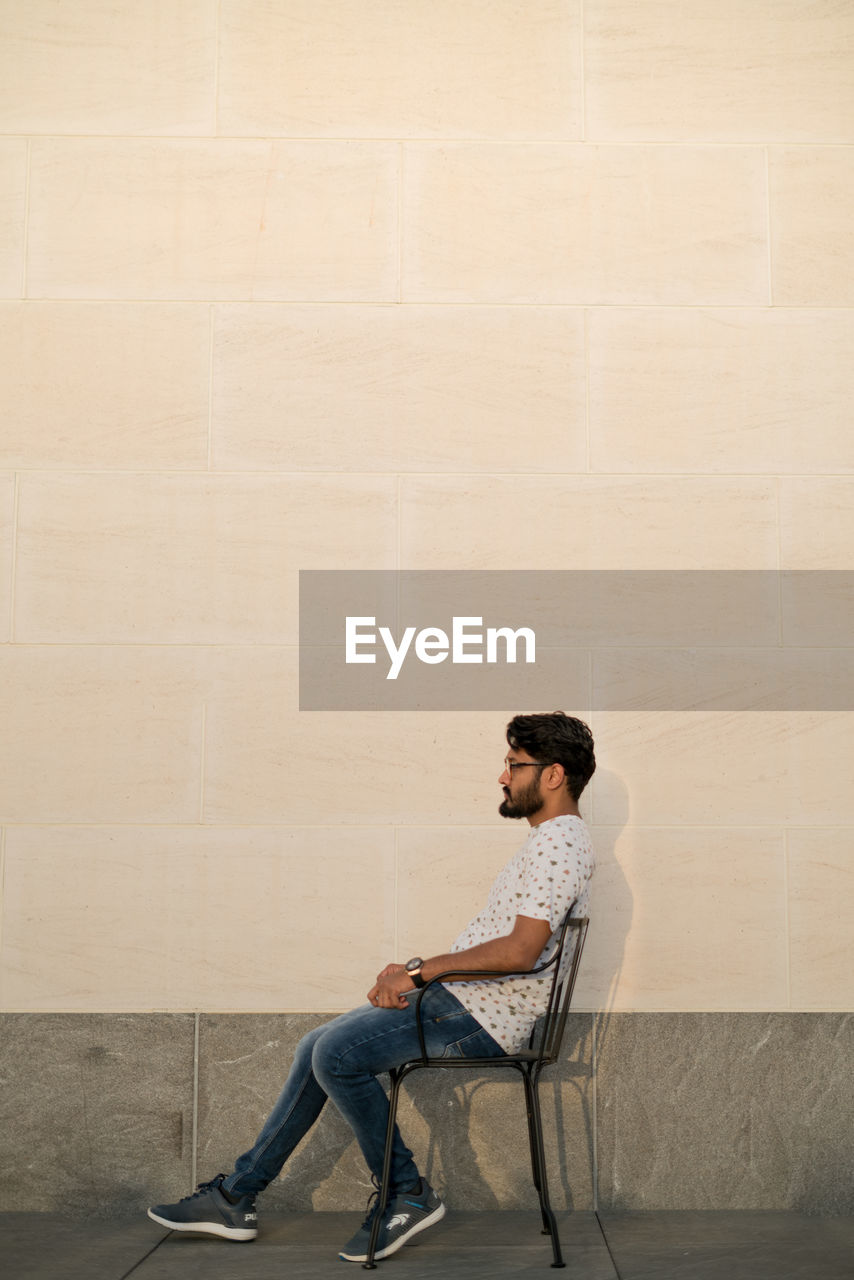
[528,801,580,827]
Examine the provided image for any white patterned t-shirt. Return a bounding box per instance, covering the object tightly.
[447,815,594,1053]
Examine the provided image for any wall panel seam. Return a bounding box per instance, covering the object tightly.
[591,1010,598,1211]
[397,142,404,304]
[579,0,586,143]
[765,147,774,306]
[783,830,792,1009]
[395,473,402,570]
[583,306,591,472]
[393,826,399,959]
[12,300,854,311]
[774,476,783,580]
[192,1011,200,1190]
[15,135,854,147]
[206,305,215,470]
[213,0,222,138]
[8,473,19,642]
[11,466,822,479]
[198,703,207,824]
[21,138,31,297]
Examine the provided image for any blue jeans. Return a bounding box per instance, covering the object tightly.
[222,985,504,1198]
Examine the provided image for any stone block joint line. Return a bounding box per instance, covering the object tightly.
[594,1210,624,1280]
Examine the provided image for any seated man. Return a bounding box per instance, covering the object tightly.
[148,711,595,1263]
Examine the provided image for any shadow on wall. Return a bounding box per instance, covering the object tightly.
[586,764,633,1145]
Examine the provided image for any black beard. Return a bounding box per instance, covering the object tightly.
[499,781,544,821]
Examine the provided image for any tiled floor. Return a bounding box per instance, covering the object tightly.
[2,1210,852,1280]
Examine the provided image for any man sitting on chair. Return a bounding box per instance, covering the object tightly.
[147,711,595,1263]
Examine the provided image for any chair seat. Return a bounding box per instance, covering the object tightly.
[397,1049,545,1070]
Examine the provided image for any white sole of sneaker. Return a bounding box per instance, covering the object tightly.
[147,1208,257,1241]
[339,1201,446,1262]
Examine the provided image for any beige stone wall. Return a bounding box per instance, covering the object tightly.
[1,1,852,1014]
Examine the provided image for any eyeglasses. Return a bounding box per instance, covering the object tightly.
[503,757,546,774]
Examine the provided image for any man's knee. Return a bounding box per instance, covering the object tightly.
[309,1028,338,1085]
[309,1016,366,1085]
[291,1021,328,1074]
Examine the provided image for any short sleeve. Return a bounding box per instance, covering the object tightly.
[516,822,590,929]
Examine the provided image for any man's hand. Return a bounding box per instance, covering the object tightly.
[368,967,413,1009]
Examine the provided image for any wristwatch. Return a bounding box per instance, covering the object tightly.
[405,957,426,988]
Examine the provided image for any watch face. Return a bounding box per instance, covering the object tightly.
[405,957,423,973]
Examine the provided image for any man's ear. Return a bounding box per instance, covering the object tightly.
[543,762,566,792]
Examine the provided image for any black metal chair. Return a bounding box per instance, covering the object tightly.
[363,911,589,1269]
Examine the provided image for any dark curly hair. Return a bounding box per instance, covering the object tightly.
[506,711,595,803]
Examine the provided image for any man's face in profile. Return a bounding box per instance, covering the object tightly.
[499,756,545,821]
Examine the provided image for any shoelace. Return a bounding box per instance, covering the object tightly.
[184,1175,226,1201]
[359,1176,382,1229]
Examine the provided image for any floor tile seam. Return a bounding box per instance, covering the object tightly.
[116,1232,171,1280]
[595,1209,626,1280]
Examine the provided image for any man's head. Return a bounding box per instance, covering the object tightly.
[499,711,596,823]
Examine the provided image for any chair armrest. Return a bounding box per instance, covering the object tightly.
[410,952,561,1061]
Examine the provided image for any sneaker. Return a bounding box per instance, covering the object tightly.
[339,1178,445,1262]
[147,1174,258,1241]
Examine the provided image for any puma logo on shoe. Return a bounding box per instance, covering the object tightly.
[385,1214,410,1231]
[244,1212,257,1221]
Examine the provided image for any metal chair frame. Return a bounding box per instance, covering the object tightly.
[363,912,589,1269]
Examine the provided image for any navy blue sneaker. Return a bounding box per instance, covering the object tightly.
[339,1179,445,1262]
[147,1174,257,1241]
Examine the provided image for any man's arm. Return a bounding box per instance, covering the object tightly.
[368,915,552,1009]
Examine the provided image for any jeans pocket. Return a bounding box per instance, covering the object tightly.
[433,1009,466,1025]
[441,1028,491,1059]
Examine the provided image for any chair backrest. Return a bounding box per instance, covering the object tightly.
[526,912,589,1068]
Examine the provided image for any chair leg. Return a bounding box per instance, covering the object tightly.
[363,1069,404,1269]
[525,1073,565,1269]
[522,1072,549,1234]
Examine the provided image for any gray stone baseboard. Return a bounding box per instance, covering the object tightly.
[0,1012,850,1217]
